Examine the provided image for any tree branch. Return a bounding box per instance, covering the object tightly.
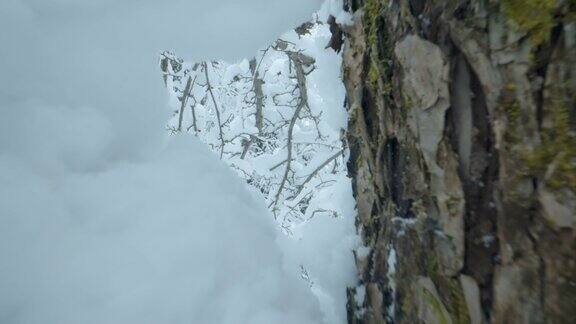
[203,62,226,159]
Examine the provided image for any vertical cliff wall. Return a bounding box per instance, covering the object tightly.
[341,0,575,323]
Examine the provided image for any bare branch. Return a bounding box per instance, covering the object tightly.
[203,62,226,159]
[177,74,198,132]
[292,148,344,199]
[271,51,312,215]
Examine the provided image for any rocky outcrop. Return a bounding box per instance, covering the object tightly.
[341,0,575,323]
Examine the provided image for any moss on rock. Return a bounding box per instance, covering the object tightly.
[525,99,576,192]
[501,0,556,46]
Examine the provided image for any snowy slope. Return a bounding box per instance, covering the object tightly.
[161,1,357,322]
[0,0,356,323]
[0,114,322,323]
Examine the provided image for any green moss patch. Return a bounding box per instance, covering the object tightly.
[501,0,556,46]
[423,288,452,324]
[525,100,576,192]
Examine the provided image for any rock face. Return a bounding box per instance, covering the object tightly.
[341,0,575,323]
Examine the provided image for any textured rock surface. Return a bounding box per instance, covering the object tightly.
[342,0,576,323]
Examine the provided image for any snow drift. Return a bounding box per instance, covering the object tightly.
[0,105,322,323]
[0,0,355,323]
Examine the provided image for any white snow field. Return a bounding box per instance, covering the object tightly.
[0,130,321,323]
[0,0,356,323]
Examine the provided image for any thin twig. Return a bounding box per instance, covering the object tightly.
[292,149,344,199]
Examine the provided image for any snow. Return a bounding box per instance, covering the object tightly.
[481,234,496,247]
[161,2,358,321]
[356,245,371,258]
[0,0,357,323]
[386,247,397,320]
[162,3,352,231]
[355,284,366,306]
[0,106,323,323]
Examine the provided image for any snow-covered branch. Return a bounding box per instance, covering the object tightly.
[160,20,349,230]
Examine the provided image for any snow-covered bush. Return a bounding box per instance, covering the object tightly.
[161,21,349,233]
[160,12,359,321]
